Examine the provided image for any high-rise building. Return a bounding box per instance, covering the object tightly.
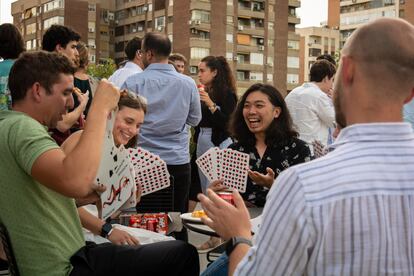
[328,0,414,48]
[11,0,115,63]
[114,0,301,95]
[296,26,339,84]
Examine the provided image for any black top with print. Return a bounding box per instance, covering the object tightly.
[228,137,312,207]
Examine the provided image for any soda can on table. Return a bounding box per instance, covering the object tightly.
[146,218,158,232]
[217,192,234,206]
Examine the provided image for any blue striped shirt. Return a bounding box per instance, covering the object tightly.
[123,63,201,165]
[236,123,414,275]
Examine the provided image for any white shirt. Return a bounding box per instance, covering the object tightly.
[285,82,335,146]
[108,61,143,88]
[236,123,414,276]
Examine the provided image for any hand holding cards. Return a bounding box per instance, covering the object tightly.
[196,147,249,193]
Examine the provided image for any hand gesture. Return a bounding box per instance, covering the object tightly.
[248,167,275,188]
[198,189,252,240]
[93,79,120,114]
[75,183,106,207]
[208,179,227,192]
[73,88,89,111]
[108,228,140,246]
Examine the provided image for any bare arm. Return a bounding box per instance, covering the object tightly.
[31,80,119,197]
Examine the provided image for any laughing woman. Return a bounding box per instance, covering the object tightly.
[227,83,312,207]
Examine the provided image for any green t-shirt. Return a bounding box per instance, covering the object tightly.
[0,110,85,276]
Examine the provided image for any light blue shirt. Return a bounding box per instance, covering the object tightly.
[403,99,414,129]
[123,63,201,165]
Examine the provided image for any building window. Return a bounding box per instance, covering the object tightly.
[250,53,264,65]
[26,23,36,35]
[237,34,251,45]
[250,72,263,81]
[88,39,96,49]
[226,34,233,42]
[25,39,37,50]
[287,56,299,69]
[191,10,210,23]
[287,74,299,84]
[237,70,248,81]
[88,4,96,11]
[89,54,96,63]
[287,40,299,50]
[191,47,210,59]
[43,0,64,13]
[309,48,321,57]
[189,66,198,75]
[237,53,249,63]
[155,16,165,29]
[44,16,64,29]
[268,22,274,30]
[88,22,95,33]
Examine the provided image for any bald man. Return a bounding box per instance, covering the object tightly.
[198,18,414,276]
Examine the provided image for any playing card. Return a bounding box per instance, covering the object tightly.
[96,110,137,219]
[129,147,171,196]
[196,148,249,192]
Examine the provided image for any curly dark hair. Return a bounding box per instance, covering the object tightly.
[9,51,75,103]
[229,83,298,147]
[0,23,25,59]
[200,56,237,104]
[125,37,142,61]
[42,25,80,52]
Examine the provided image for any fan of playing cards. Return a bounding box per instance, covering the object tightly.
[129,147,171,196]
[196,147,249,193]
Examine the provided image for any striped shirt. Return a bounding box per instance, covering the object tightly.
[235,123,414,276]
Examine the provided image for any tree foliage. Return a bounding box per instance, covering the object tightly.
[87,58,117,79]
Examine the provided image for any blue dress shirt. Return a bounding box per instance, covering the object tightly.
[123,63,201,165]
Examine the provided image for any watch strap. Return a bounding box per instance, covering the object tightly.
[226,237,252,256]
[100,222,113,238]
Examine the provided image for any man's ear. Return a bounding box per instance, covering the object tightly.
[341,56,354,86]
[55,44,63,53]
[30,82,43,103]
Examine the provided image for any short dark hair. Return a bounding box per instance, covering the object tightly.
[125,37,142,60]
[0,23,25,59]
[169,53,187,64]
[310,60,336,82]
[142,32,171,58]
[8,51,75,103]
[229,83,298,147]
[42,25,81,52]
[316,54,336,66]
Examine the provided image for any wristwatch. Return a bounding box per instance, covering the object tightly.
[225,237,252,256]
[100,222,113,238]
[208,103,217,113]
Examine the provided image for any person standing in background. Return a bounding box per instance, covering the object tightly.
[0,23,25,110]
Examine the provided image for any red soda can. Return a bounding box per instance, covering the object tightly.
[146,218,158,232]
[218,192,235,206]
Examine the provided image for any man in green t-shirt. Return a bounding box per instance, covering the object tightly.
[0,51,199,276]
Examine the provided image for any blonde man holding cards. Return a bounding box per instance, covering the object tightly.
[0,51,199,276]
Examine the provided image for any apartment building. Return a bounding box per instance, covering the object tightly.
[11,0,115,63]
[296,26,339,84]
[113,0,301,95]
[328,0,414,48]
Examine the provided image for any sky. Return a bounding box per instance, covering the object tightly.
[0,0,327,27]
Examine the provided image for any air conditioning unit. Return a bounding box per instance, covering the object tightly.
[195,20,201,25]
[108,12,114,20]
[143,5,148,12]
[138,26,143,31]
[250,75,257,80]
[267,62,273,67]
[132,28,137,32]
[238,25,244,31]
[191,28,198,34]
[190,66,197,74]
[258,38,264,45]
[90,44,96,49]
[233,56,239,61]
[157,26,164,31]
[88,28,94,33]
[258,45,265,51]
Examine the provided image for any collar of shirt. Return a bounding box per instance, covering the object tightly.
[302,82,321,90]
[330,122,414,150]
[124,61,142,71]
[144,63,176,72]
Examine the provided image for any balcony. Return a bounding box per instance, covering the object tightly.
[288,15,301,25]
[288,0,301,8]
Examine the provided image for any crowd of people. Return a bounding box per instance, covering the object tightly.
[1,17,414,276]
